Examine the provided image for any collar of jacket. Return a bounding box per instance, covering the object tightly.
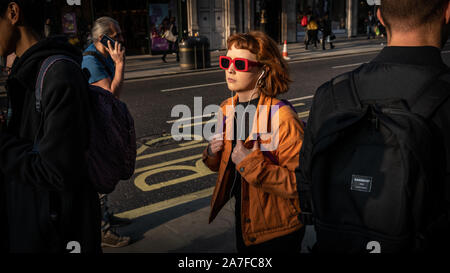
[371,46,446,69]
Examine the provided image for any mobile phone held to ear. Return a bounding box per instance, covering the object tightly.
[100,34,116,50]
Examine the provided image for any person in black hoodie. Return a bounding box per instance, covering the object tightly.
[0,0,101,252]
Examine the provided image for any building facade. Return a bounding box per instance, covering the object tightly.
[186,0,379,50]
[44,0,377,53]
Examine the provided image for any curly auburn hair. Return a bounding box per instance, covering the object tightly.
[227,31,292,97]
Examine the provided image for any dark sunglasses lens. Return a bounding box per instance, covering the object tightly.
[234,60,247,71]
[221,58,230,69]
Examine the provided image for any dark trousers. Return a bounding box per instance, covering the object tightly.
[99,193,111,232]
[322,35,334,49]
[162,40,179,61]
[305,30,318,49]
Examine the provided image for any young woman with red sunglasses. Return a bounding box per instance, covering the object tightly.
[202,31,306,253]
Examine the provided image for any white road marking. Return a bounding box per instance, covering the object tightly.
[332,63,363,69]
[161,82,226,92]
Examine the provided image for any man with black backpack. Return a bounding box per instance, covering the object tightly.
[0,0,101,252]
[296,0,450,253]
[82,16,132,248]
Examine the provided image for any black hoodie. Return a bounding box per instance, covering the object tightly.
[0,37,101,253]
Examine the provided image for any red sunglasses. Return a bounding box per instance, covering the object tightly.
[219,56,262,72]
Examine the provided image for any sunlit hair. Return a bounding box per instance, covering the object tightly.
[227,31,292,97]
[92,17,120,43]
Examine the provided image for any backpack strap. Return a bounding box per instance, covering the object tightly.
[83,51,114,79]
[331,71,362,111]
[410,73,450,119]
[33,55,80,153]
[35,55,79,113]
[257,99,299,165]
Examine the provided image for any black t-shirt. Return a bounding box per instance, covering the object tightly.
[227,96,260,235]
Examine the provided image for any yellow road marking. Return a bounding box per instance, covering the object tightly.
[178,140,204,147]
[134,154,203,174]
[136,135,173,156]
[292,102,305,107]
[136,143,207,161]
[115,187,214,219]
[135,159,214,191]
[137,134,204,156]
[298,111,310,119]
[126,110,311,213]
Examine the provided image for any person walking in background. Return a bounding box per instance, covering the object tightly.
[320,14,335,50]
[166,17,179,63]
[203,31,306,253]
[366,10,376,39]
[82,17,131,248]
[305,16,319,50]
[161,17,179,63]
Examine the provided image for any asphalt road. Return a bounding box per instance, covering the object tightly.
[107,45,450,234]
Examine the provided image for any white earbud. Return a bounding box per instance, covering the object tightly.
[259,70,265,79]
[257,70,265,86]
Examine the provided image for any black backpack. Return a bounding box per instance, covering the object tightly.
[298,71,450,253]
[34,55,136,194]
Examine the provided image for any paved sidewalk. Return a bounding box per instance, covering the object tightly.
[103,197,317,253]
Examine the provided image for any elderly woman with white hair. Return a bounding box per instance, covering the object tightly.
[81,17,131,249]
[82,16,126,99]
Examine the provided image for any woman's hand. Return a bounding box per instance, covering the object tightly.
[105,40,126,65]
[208,133,224,156]
[231,140,259,166]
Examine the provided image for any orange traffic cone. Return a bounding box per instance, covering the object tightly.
[282,40,291,60]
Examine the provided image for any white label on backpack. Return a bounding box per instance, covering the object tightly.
[351,175,373,192]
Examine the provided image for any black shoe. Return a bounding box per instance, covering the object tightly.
[109,215,132,227]
[162,57,167,63]
[331,45,335,49]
